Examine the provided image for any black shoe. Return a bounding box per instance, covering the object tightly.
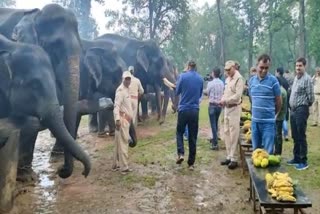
[176,155,184,164]
[228,161,238,170]
[211,145,219,150]
[220,159,231,165]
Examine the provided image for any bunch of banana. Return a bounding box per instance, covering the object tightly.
[265,172,296,202]
[241,112,252,121]
[244,129,252,144]
[252,149,269,168]
[242,120,251,132]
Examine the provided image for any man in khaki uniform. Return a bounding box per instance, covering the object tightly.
[112,71,133,174]
[312,67,320,126]
[128,66,144,126]
[219,60,244,170]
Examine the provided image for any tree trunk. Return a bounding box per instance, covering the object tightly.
[299,0,306,57]
[216,0,225,66]
[149,0,154,39]
[269,32,273,57]
[248,16,254,70]
[0,119,20,213]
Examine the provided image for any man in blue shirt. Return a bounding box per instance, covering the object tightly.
[175,60,203,170]
[248,54,282,154]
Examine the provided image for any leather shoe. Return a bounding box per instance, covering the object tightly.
[176,155,184,164]
[220,159,231,165]
[228,161,238,170]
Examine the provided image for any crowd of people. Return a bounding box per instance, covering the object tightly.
[174,54,318,171]
[111,54,319,174]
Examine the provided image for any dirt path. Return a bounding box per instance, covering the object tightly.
[7,118,317,214]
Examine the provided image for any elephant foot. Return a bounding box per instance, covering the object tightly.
[97,131,107,138]
[49,151,64,163]
[17,167,38,183]
[141,114,149,121]
[57,164,72,179]
[89,126,98,133]
[108,130,115,136]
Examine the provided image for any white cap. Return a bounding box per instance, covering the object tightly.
[128,66,134,73]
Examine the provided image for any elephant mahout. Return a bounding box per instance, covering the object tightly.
[78,39,137,145]
[0,4,86,179]
[96,34,177,124]
[0,35,91,180]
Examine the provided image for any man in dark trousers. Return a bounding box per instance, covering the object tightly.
[175,60,203,170]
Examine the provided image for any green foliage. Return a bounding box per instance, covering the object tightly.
[0,0,15,7]
[54,0,104,39]
[307,0,320,65]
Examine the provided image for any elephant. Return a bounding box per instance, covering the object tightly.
[77,39,137,145]
[95,34,177,124]
[0,4,84,179]
[0,35,91,180]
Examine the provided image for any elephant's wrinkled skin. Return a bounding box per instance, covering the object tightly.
[96,34,177,124]
[0,35,91,179]
[0,4,85,179]
[78,39,137,145]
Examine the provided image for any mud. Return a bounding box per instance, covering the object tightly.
[6,119,318,214]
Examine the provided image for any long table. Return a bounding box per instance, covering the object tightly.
[245,157,312,214]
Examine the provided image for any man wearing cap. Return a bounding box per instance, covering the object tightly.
[248,54,282,155]
[128,66,144,126]
[219,60,244,169]
[112,71,133,174]
[175,60,203,170]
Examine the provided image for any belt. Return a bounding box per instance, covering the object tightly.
[131,95,138,99]
[120,111,132,123]
[209,102,219,106]
[291,105,308,112]
[225,103,239,108]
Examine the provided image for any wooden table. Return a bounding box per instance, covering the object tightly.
[239,135,253,174]
[246,157,312,214]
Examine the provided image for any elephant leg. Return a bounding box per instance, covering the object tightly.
[141,97,148,121]
[89,113,98,133]
[150,95,157,115]
[97,110,107,137]
[106,110,115,136]
[75,113,82,139]
[161,89,170,122]
[17,117,41,182]
[128,121,137,148]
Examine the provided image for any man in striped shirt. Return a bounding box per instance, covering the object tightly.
[248,54,282,154]
[287,57,314,170]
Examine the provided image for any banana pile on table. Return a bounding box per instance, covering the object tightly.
[242,120,251,144]
[252,149,281,168]
[265,172,296,202]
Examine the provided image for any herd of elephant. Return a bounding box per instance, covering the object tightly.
[0,4,178,182]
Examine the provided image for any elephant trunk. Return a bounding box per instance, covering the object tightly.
[43,105,91,178]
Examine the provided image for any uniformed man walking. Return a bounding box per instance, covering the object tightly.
[112,71,133,174]
[128,66,144,126]
[219,60,245,170]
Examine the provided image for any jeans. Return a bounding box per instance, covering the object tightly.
[176,109,199,166]
[184,125,188,138]
[208,105,222,146]
[251,121,275,154]
[275,120,283,155]
[290,105,309,164]
[282,120,288,137]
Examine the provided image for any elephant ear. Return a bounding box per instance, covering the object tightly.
[137,46,149,72]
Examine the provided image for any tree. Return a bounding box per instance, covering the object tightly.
[54,0,104,39]
[105,0,189,44]
[0,0,15,7]
[216,0,225,66]
[299,0,306,58]
[307,0,320,64]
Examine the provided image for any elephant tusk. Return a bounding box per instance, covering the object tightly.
[162,78,176,90]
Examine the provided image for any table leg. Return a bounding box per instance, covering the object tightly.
[253,185,257,212]
[294,208,298,214]
[249,177,252,201]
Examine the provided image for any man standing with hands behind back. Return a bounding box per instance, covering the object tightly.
[219,60,244,170]
[112,71,133,174]
[175,60,203,170]
[248,54,282,155]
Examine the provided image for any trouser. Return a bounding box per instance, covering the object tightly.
[275,120,283,155]
[282,120,288,137]
[224,106,241,162]
[176,109,199,166]
[290,105,309,164]
[251,121,275,154]
[208,105,222,146]
[312,94,320,125]
[113,118,130,170]
[131,99,138,126]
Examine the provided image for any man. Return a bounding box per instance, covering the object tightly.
[283,69,295,88]
[311,67,320,126]
[112,71,133,174]
[175,60,203,170]
[288,57,314,170]
[275,67,290,140]
[248,54,282,154]
[219,60,244,169]
[128,66,144,126]
[274,77,287,155]
[206,67,224,150]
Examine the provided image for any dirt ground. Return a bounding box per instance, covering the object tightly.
[7,115,318,214]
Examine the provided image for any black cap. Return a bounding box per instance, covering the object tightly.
[188,60,196,67]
